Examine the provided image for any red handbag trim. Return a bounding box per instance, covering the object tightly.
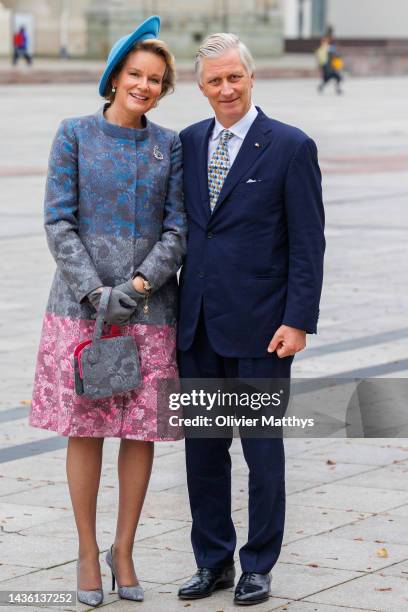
[75,326,122,379]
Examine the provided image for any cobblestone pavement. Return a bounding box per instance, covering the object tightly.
[0,77,408,611]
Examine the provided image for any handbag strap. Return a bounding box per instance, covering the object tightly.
[88,287,112,363]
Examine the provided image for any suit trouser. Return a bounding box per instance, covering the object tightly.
[178,311,293,573]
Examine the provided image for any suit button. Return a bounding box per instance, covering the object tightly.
[198,272,204,278]
[207,232,213,239]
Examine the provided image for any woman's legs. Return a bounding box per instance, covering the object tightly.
[112,440,154,585]
[66,437,104,590]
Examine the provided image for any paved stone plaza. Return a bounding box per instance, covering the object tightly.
[0,76,408,610]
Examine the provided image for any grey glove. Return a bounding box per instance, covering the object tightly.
[87,287,137,325]
[115,279,145,300]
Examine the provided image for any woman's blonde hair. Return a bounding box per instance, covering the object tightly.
[104,38,175,102]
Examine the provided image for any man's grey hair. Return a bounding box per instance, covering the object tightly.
[195,33,255,82]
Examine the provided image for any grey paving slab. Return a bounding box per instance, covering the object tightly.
[0,419,55,450]
[0,556,162,608]
[335,463,408,492]
[379,559,408,580]
[281,439,339,459]
[281,534,408,572]
[0,563,38,583]
[119,547,196,584]
[0,532,79,568]
[100,581,289,611]
[148,452,188,492]
[306,572,408,611]
[0,501,70,532]
[0,454,68,482]
[288,483,408,513]
[0,475,49,497]
[329,512,408,545]
[285,457,377,484]
[279,604,378,612]
[137,524,192,554]
[124,486,192,523]
[230,505,372,547]
[0,608,58,612]
[294,442,408,467]
[139,482,245,522]
[19,513,190,550]
[286,478,322,495]
[382,505,408,517]
[1,562,87,611]
[283,506,371,544]
[4,480,116,510]
[270,563,360,600]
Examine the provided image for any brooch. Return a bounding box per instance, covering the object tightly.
[153,145,164,160]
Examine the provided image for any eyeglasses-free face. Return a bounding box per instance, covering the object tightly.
[199,48,254,128]
[111,49,166,121]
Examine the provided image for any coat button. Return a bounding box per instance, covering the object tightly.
[207,232,213,239]
[198,272,204,278]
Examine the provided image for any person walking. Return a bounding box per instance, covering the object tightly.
[177,33,325,605]
[316,35,344,94]
[316,35,329,90]
[12,26,32,65]
[29,16,186,607]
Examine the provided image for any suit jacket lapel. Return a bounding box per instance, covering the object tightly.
[211,110,271,216]
[196,118,214,220]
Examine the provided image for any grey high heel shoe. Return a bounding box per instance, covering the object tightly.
[106,545,144,602]
[76,561,104,607]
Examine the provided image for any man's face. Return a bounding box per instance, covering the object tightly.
[199,49,254,127]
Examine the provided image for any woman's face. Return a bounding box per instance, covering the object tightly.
[112,49,166,116]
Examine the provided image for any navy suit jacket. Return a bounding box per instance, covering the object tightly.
[178,107,325,357]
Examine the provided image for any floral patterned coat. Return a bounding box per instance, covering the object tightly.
[29,107,187,440]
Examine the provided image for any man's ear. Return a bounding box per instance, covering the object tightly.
[250,72,255,88]
[198,82,207,97]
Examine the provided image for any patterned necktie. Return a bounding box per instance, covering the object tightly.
[208,129,234,212]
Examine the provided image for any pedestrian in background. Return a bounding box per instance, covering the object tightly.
[29,15,186,607]
[12,26,32,65]
[316,35,329,88]
[316,35,344,94]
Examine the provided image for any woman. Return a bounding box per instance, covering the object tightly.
[29,16,186,606]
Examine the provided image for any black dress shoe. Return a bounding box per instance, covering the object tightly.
[234,572,271,605]
[178,564,235,600]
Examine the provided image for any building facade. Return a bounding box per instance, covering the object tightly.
[284,0,408,39]
[2,0,284,59]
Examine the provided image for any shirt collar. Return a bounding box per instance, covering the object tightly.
[211,103,258,141]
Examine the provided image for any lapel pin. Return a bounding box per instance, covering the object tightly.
[153,145,164,160]
[254,142,261,148]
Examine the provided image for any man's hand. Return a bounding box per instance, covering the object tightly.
[267,325,306,358]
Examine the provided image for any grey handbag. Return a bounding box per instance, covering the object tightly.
[74,287,141,400]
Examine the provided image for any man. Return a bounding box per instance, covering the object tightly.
[177,33,325,605]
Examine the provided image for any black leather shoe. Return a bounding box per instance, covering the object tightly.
[178,564,235,600]
[234,572,271,605]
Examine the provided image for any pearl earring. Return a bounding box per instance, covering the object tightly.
[111,86,116,93]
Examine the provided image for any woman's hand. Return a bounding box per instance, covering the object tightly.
[87,287,137,325]
[115,277,146,299]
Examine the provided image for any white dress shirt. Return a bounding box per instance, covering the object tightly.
[208,104,258,167]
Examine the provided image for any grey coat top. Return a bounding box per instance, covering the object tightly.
[44,107,187,326]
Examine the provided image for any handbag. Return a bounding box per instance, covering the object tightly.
[73,287,141,400]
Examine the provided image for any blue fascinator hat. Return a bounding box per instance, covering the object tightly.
[98,15,160,97]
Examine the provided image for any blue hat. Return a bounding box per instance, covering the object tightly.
[98,15,160,97]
